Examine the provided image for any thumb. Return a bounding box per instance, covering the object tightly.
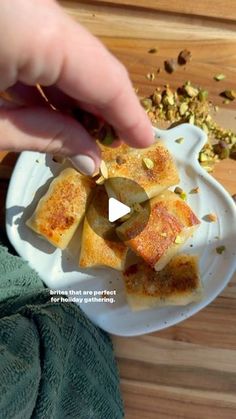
[0,106,101,175]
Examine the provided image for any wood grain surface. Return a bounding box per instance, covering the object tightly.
[61,1,236,40]
[79,0,236,21]
[1,2,236,418]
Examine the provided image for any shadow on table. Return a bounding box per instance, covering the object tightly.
[6,176,55,255]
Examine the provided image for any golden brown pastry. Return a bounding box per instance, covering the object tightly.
[117,190,200,271]
[26,168,94,249]
[99,142,129,162]
[103,141,179,205]
[123,254,202,311]
[79,187,128,270]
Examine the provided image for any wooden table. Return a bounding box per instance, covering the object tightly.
[1,1,236,417]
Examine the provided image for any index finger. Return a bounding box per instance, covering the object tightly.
[5,0,154,148]
[53,13,154,147]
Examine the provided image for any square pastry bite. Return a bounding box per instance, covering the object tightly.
[103,141,179,205]
[117,190,200,271]
[79,187,128,270]
[26,168,94,249]
[123,254,202,311]
[99,142,129,162]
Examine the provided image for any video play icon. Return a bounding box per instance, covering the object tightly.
[108,198,131,222]
[85,177,150,242]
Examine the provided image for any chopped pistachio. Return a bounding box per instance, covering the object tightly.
[98,124,117,145]
[173,187,186,200]
[146,72,155,81]
[202,123,209,134]
[216,245,226,254]
[199,152,208,162]
[213,141,229,159]
[222,90,236,101]
[142,80,236,173]
[178,49,192,65]
[198,90,208,102]
[174,186,183,195]
[103,130,115,146]
[230,144,236,160]
[143,157,154,169]
[165,89,175,105]
[148,48,158,54]
[189,114,195,124]
[152,91,162,105]
[205,213,217,222]
[201,164,214,173]
[175,137,184,144]
[214,74,226,81]
[167,109,174,120]
[231,136,236,145]
[95,176,105,185]
[179,102,188,116]
[189,187,200,194]
[141,98,153,111]
[100,160,108,179]
[164,59,177,73]
[180,192,187,201]
[185,85,199,98]
[163,96,172,107]
[175,235,184,244]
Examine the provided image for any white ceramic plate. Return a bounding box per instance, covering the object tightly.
[6,124,236,336]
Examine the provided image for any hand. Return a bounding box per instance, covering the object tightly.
[0,0,154,175]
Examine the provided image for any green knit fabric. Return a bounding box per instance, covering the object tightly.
[0,245,124,419]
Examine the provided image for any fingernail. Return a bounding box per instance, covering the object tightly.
[70,155,95,176]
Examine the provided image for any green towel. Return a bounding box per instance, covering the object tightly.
[0,245,124,419]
